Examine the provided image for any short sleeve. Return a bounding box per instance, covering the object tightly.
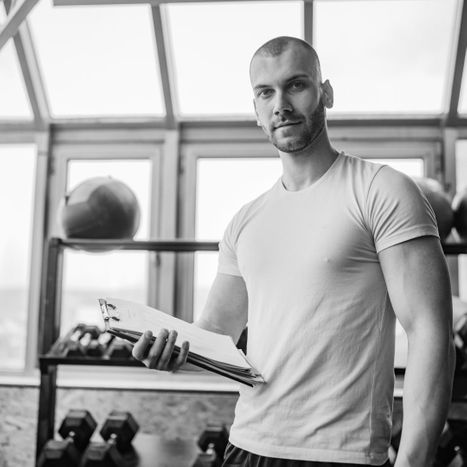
[217,216,242,277]
[366,166,439,253]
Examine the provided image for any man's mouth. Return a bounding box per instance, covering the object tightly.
[274,121,301,130]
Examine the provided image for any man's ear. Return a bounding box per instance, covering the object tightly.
[321,80,334,109]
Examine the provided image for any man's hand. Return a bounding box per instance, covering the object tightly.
[132,329,190,372]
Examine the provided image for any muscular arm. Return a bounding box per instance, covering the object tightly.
[194,273,248,343]
[379,236,455,466]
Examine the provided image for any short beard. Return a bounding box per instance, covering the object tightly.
[270,100,326,154]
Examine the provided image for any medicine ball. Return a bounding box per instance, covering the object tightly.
[412,177,454,242]
[452,188,467,241]
[59,177,140,240]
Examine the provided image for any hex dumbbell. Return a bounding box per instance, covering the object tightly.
[192,424,229,467]
[80,411,139,466]
[38,410,97,467]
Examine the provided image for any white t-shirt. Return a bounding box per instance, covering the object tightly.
[217,153,439,465]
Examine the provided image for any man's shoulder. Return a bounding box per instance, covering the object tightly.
[339,152,414,191]
[340,152,385,177]
[228,181,279,226]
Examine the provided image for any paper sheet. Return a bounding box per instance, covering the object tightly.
[104,297,249,369]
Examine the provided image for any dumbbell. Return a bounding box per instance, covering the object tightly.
[192,424,229,467]
[38,409,97,467]
[63,325,104,358]
[81,331,114,357]
[80,411,139,466]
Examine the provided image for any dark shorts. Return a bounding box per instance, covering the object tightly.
[222,442,391,467]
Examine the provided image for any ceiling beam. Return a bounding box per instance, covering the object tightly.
[151,5,177,129]
[304,0,313,46]
[446,0,467,124]
[54,0,299,5]
[0,0,41,52]
[3,0,50,129]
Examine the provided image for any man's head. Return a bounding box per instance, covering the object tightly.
[249,36,333,154]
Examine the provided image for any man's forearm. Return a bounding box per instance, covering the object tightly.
[395,330,455,466]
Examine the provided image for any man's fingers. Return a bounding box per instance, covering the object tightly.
[172,341,190,372]
[156,330,178,370]
[147,329,169,369]
[132,330,153,360]
[132,329,190,372]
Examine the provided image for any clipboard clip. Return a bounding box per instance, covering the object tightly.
[98,299,120,328]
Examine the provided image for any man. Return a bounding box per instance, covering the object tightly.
[133,37,455,466]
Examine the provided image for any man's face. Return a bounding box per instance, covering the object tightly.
[250,45,327,153]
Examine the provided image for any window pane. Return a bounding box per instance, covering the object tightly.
[59,159,152,334]
[458,54,467,115]
[456,141,467,302]
[0,9,33,119]
[0,145,36,369]
[194,157,282,319]
[29,3,164,117]
[61,250,148,334]
[167,1,303,117]
[315,0,458,115]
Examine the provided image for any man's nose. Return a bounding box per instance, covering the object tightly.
[273,92,292,116]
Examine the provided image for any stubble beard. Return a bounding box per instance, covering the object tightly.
[269,100,326,154]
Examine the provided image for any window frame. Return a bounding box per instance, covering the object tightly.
[49,139,164,326]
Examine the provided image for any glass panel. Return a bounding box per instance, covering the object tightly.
[194,157,282,319]
[0,145,36,369]
[0,8,33,119]
[315,0,458,115]
[61,250,148,333]
[456,141,467,301]
[458,53,467,115]
[59,159,152,334]
[167,1,303,117]
[28,3,164,117]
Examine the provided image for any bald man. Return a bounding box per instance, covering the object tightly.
[133,37,455,466]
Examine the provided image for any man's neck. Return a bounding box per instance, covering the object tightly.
[279,131,339,192]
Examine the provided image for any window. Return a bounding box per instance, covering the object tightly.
[166,1,303,117]
[0,144,36,370]
[0,8,33,120]
[456,141,467,301]
[28,2,165,117]
[194,157,282,319]
[314,0,458,115]
[59,159,152,334]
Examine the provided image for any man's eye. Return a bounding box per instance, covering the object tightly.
[258,89,273,98]
[290,81,305,90]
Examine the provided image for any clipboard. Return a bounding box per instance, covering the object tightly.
[98,298,264,387]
